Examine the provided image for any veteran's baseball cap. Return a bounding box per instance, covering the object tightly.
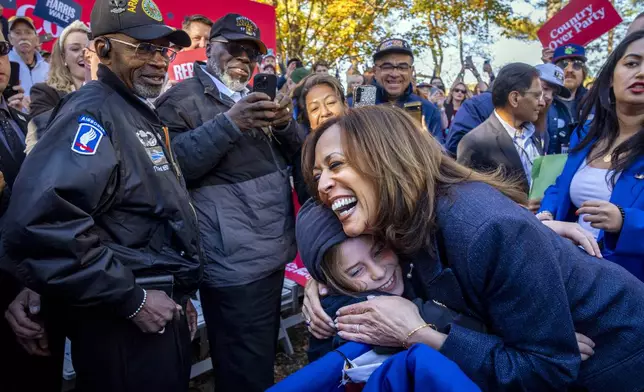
[373,38,413,62]
[209,13,267,54]
[90,0,190,48]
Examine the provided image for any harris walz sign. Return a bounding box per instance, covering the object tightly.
[33,0,81,28]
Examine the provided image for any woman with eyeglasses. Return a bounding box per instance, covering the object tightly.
[29,21,89,117]
[538,31,644,281]
[444,81,471,129]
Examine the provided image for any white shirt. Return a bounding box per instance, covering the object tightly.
[201,65,248,103]
[494,110,541,185]
[570,161,616,239]
[9,49,49,98]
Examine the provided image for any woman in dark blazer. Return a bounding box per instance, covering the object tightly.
[299,106,644,391]
[29,21,89,117]
[538,31,644,281]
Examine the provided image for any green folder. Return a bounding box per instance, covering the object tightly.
[530,154,568,200]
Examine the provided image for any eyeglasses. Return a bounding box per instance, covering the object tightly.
[453,88,467,94]
[522,89,545,101]
[0,42,9,56]
[556,59,584,71]
[375,63,412,73]
[211,39,262,63]
[109,38,178,62]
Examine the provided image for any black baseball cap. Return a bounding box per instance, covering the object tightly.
[90,0,190,48]
[209,13,267,54]
[373,38,413,62]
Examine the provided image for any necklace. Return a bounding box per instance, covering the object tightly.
[603,153,612,163]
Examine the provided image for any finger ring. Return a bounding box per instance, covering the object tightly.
[355,324,360,334]
[158,327,165,334]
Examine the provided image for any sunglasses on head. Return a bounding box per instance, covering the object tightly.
[0,42,9,56]
[556,59,584,71]
[211,39,262,63]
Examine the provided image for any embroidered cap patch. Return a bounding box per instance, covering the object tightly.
[71,116,106,155]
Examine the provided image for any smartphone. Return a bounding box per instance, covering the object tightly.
[354,85,377,107]
[253,73,277,101]
[3,62,20,101]
[404,101,423,124]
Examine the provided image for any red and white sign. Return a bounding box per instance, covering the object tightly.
[3,0,276,53]
[168,48,206,82]
[537,0,622,50]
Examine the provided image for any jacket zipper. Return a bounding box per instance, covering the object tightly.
[162,126,198,221]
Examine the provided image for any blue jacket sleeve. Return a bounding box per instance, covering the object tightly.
[604,208,644,257]
[424,103,444,144]
[538,171,565,214]
[1,111,145,317]
[439,215,580,391]
[445,100,480,156]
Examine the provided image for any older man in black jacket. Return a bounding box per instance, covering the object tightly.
[1,1,202,391]
[155,13,301,392]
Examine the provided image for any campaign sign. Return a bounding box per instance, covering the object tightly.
[33,0,81,28]
[537,0,622,50]
[168,48,207,82]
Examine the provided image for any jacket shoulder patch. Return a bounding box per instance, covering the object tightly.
[71,116,106,155]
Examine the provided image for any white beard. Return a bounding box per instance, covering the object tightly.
[207,58,249,92]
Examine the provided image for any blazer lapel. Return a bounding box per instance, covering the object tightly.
[610,156,644,209]
[488,115,528,189]
[410,239,482,320]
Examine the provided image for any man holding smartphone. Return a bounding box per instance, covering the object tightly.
[156,13,301,392]
[365,38,443,142]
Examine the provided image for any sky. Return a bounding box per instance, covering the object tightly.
[413,2,544,87]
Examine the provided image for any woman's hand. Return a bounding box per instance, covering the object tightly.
[302,279,336,339]
[541,220,602,258]
[577,200,623,233]
[576,332,595,361]
[527,198,542,214]
[335,296,428,347]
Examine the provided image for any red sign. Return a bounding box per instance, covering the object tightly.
[537,0,622,50]
[3,0,276,53]
[168,48,206,82]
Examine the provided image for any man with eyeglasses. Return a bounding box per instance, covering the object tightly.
[366,38,442,142]
[457,63,546,196]
[7,16,49,101]
[548,44,589,153]
[155,13,300,392]
[1,0,202,391]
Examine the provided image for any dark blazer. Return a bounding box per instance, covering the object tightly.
[408,181,644,391]
[457,113,545,193]
[540,130,644,281]
[29,83,67,118]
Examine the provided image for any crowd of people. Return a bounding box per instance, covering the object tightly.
[0,0,642,391]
